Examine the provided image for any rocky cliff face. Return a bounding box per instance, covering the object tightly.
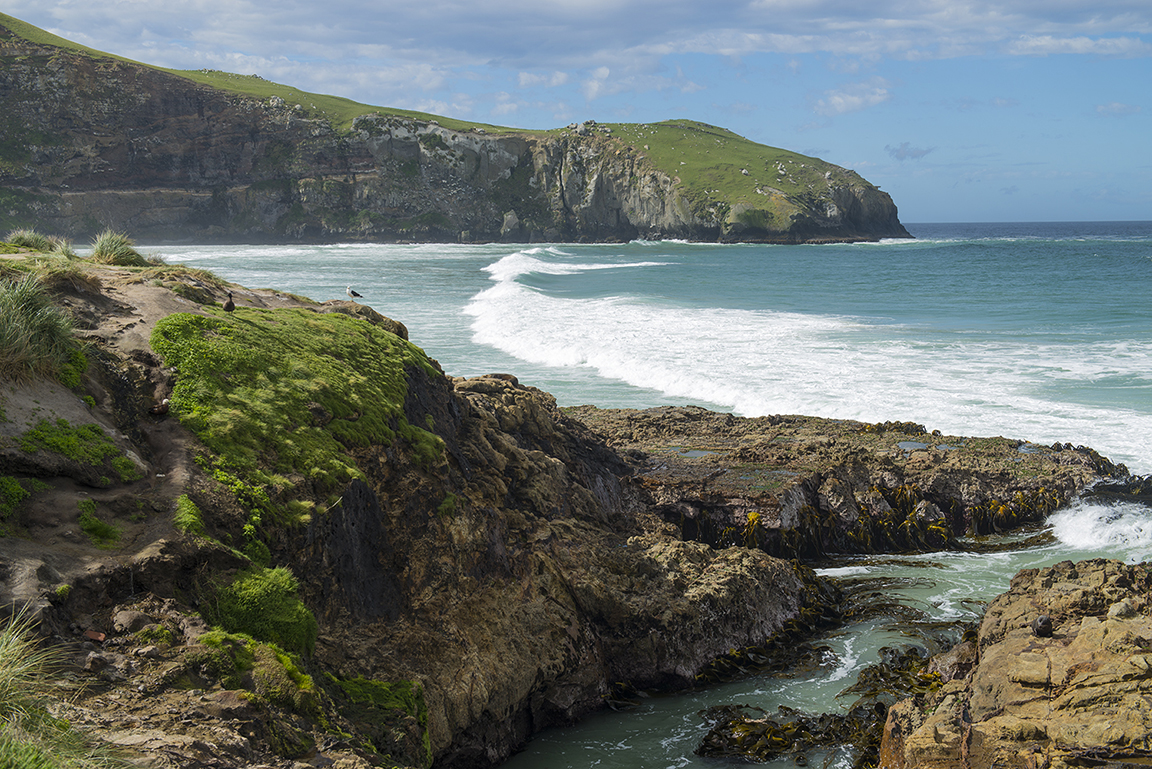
[0,22,909,244]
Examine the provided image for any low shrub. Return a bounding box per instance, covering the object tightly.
[5,229,52,253]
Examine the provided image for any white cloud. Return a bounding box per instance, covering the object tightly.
[1096,101,1142,116]
[814,77,891,115]
[518,71,570,88]
[886,142,935,160]
[1004,35,1152,57]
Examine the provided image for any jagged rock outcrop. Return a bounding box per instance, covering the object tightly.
[568,406,1127,557]
[881,559,1152,769]
[0,16,909,244]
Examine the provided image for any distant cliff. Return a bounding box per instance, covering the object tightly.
[0,14,910,244]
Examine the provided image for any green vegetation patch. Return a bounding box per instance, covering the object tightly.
[77,499,119,547]
[331,674,432,767]
[0,476,29,535]
[202,566,318,656]
[173,494,206,536]
[19,418,141,482]
[150,306,443,508]
[605,120,855,229]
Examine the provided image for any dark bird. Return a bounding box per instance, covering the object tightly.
[346,286,362,300]
[149,398,170,416]
[223,292,235,312]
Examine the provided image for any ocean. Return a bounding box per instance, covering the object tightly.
[156,220,1152,768]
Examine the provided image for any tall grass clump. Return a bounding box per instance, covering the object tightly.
[5,229,52,253]
[89,230,148,267]
[0,609,127,768]
[46,237,78,259]
[0,275,80,385]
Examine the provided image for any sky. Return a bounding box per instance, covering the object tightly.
[8,1,1152,222]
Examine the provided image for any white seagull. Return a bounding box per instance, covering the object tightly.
[346,286,363,300]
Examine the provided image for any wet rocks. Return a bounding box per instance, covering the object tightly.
[566,406,1123,557]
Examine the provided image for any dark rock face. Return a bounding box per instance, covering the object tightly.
[0,31,908,244]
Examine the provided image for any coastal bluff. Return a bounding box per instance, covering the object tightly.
[0,13,909,245]
[0,254,1140,768]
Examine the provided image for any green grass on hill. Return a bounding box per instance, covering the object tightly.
[607,120,858,222]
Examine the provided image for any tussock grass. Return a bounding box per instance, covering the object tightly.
[6,229,52,253]
[0,609,127,768]
[89,231,148,267]
[32,261,103,295]
[0,275,80,385]
[5,230,79,259]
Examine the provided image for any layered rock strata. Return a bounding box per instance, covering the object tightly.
[568,406,1126,558]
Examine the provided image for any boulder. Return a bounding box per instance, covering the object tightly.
[882,559,1152,769]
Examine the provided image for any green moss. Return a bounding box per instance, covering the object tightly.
[20,419,114,463]
[150,307,443,522]
[436,493,457,518]
[109,455,142,482]
[330,675,431,767]
[135,625,174,645]
[0,476,28,532]
[173,494,206,536]
[192,629,318,723]
[203,566,318,656]
[77,499,118,547]
[19,418,138,483]
[53,584,70,601]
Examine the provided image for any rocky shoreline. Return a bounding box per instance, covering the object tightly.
[0,256,1147,767]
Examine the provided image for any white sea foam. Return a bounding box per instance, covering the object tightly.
[825,638,858,683]
[465,249,1152,472]
[1048,500,1152,562]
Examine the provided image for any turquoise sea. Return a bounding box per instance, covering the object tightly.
[156,221,1152,768]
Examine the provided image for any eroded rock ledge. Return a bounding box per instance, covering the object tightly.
[567,405,1126,557]
[882,559,1152,769]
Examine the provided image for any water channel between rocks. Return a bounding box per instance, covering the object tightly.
[503,497,1152,769]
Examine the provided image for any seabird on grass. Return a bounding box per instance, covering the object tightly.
[346,286,363,300]
[223,292,235,312]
